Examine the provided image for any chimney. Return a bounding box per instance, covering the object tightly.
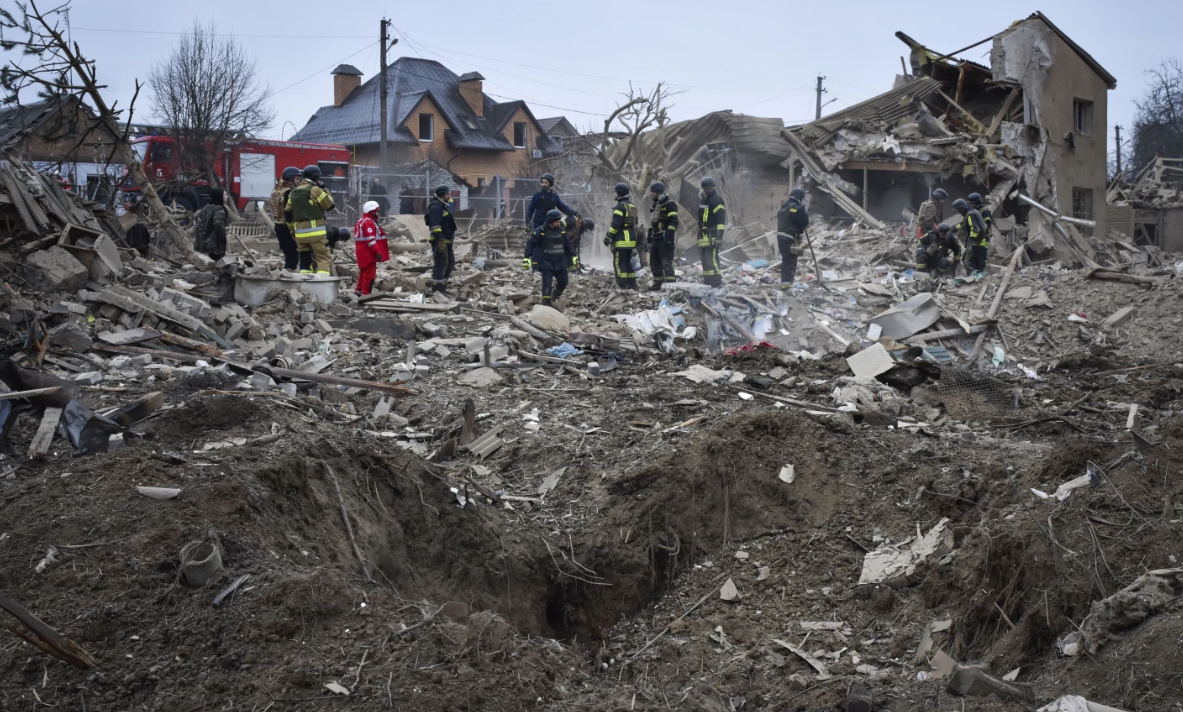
[331,64,363,108]
[458,72,485,118]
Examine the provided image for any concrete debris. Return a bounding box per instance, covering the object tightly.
[859,518,953,588]
[526,304,570,334]
[24,245,89,293]
[1058,568,1183,656]
[458,367,503,388]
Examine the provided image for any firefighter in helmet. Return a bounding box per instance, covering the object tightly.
[286,165,336,275]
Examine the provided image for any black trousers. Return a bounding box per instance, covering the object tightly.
[275,224,299,270]
[969,245,988,273]
[537,256,569,300]
[431,239,455,288]
[699,243,722,287]
[613,247,637,289]
[649,239,675,284]
[777,235,799,287]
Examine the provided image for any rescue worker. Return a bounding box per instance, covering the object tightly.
[776,187,809,289]
[697,176,726,287]
[353,200,390,295]
[647,181,679,290]
[194,187,228,261]
[286,165,336,275]
[952,197,988,276]
[565,215,594,273]
[524,209,577,306]
[916,188,947,237]
[425,185,457,295]
[968,192,992,235]
[915,223,962,278]
[605,183,639,289]
[270,166,301,270]
[525,173,576,230]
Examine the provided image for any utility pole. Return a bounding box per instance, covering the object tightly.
[1115,125,1123,176]
[379,18,390,174]
[815,76,826,120]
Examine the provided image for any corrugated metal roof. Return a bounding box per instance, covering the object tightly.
[788,77,943,146]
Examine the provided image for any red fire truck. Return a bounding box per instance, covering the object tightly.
[121,135,351,211]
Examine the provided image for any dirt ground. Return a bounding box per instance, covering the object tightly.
[2,237,1183,711]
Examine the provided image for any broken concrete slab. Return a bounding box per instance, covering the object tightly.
[48,323,93,353]
[868,292,940,340]
[946,664,1033,704]
[846,343,895,378]
[23,245,89,293]
[458,367,503,388]
[1102,307,1136,329]
[1005,285,1033,300]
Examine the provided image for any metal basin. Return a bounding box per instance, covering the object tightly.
[233,274,349,307]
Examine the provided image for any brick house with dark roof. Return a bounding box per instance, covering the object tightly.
[0,96,120,193]
[293,58,564,189]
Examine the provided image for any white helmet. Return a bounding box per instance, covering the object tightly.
[362,200,380,214]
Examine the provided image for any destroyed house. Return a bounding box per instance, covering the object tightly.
[292,59,564,189]
[0,96,120,193]
[779,13,1115,262]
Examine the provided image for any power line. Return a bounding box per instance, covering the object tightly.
[273,41,378,97]
[73,26,370,40]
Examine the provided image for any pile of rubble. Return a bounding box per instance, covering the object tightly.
[0,149,1181,711]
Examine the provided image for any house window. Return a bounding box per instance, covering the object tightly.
[476,177,486,188]
[513,122,527,148]
[418,113,434,142]
[1073,99,1094,135]
[1072,187,1094,235]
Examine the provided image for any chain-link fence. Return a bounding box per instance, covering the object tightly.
[937,367,1019,421]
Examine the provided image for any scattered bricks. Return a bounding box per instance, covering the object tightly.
[224,320,247,342]
[267,323,284,338]
[1102,307,1136,329]
[414,365,430,378]
[48,323,93,353]
[301,303,317,312]
[280,382,298,398]
[291,337,314,350]
[422,322,443,338]
[254,342,278,359]
[74,371,103,385]
[434,345,452,358]
[275,336,293,354]
[846,683,872,712]
[372,397,393,419]
[118,311,139,329]
[299,312,314,325]
[160,288,211,319]
[215,255,239,269]
[23,245,89,292]
[300,324,316,337]
[587,362,601,377]
[128,354,153,368]
[314,319,334,334]
[279,323,295,336]
[187,252,216,271]
[246,326,266,342]
[329,304,352,317]
[250,372,276,389]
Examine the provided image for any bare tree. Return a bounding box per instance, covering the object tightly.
[593,82,683,190]
[0,0,193,256]
[1132,59,1183,175]
[148,20,274,187]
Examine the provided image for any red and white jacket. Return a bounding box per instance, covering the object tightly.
[353,215,390,262]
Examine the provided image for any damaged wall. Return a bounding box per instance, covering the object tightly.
[994,16,1109,240]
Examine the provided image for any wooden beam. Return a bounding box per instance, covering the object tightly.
[839,160,941,174]
[0,387,63,401]
[985,87,1021,138]
[936,90,987,133]
[0,589,97,669]
[27,407,62,459]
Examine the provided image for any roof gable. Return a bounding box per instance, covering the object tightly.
[292,56,560,154]
[1025,12,1116,90]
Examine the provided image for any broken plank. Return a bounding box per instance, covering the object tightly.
[158,331,224,357]
[985,87,1021,138]
[904,324,989,344]
[27,407,63,459]
[92,343,207,364]
[256,365,413,397]
[97,327,163,345]
[0,589,97,670]
[936,89,987,133]
[365,300,457,312]
[0,387,63,401]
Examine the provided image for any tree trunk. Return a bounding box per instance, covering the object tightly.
[113,143,194,258]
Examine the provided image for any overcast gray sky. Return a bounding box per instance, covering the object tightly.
[9,0,1175,156]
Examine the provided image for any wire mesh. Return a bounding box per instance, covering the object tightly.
[937,366,1018,420]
